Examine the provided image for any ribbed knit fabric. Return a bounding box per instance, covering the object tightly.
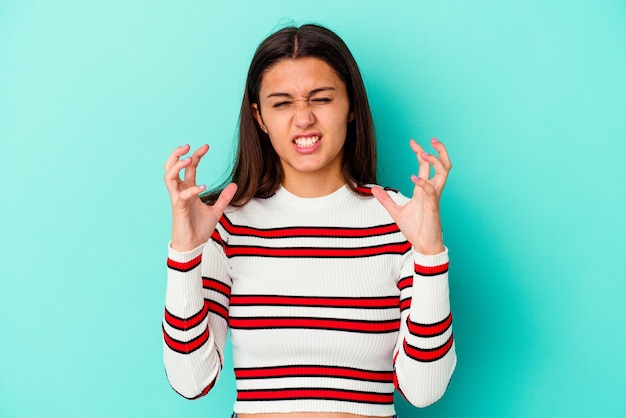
[163,185,456,416]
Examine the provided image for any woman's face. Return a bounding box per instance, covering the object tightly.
[252,57,353,191]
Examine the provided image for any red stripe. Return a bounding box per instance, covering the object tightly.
[355,185,374,195]
[393,370,405,397]
[393,371,399,391]
[188,379,215,400]
[164,303,209,330]
[237,388,393,404]
[355,185,399,195]
[162,325,210,354]
[235,365,393,382]
[167,254,202,272]
[399,298,410,312]
[407,313,452,337]
[220,216,400,239]
[403,333,454,362]
[414,262,449,276]
[211,229,227,252]
[206,300,228,320]
[230,295,398,309]
[202,277,231,297]
[397,276,412,291]
[173,377,217,400]
[224,242,411,258]
[229,316,400,333]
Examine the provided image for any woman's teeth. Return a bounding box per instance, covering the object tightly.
[294,136,320,148]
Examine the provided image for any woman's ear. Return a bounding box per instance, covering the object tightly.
[251,103,268,134]
[348,110,355,123]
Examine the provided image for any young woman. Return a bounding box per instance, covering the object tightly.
[162,24,456,418]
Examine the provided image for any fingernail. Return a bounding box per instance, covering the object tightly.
[198,184,206,191]
[433,137,440,143]
[183,157,191,162]
[422,152,430,158]
[180,144,188,148]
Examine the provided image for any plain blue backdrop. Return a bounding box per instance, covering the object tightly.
[1,1,624,417]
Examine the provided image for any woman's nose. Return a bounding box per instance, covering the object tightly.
[293,100,315,128]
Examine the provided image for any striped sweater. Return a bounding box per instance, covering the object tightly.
[162,185,456,416]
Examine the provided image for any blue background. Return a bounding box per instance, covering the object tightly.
[1,1,624,417]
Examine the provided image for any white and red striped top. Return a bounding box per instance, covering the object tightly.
[163,185,456,416]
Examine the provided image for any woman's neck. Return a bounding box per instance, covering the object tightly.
[281,173,346,198]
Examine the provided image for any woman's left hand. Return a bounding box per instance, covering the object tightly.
[371,138,452,255]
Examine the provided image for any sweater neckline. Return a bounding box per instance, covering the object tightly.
[273,184,351,209]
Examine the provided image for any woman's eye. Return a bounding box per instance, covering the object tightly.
[310,97,332,104]
[273,101,292,108]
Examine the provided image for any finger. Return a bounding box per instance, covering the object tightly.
[211,183,238,217]
[177,183,207,204]
[183,144,209,183]
[418,152,433,180]
[421,152,449,190]
[164,157,192,194]
[371,186,400,219]
[164,144,190,172]
[431,137,452,171]
[411,175,437,194]
[411,175,440,210]
[410,140,431,180]
[422,152,446,175]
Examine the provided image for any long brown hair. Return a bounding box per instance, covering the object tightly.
[202,24,377,206]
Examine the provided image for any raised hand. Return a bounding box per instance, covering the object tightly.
[164,144,237,252]
[371,138,452,255]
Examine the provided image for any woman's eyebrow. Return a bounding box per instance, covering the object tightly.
[266,92,293,99]
[309,87,336,95]
[266,87,336,99]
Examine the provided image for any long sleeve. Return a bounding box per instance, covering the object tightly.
[161,187,456,414]
[393,247,456,407]
[162,230,231,399]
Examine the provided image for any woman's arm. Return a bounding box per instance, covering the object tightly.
[393,248,456,406]
[162,237,231,399]
[372,138,456,405]
[162,144,236,398]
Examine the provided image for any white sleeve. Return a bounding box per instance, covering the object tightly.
[393,247,457,407]
[162,230,231,399]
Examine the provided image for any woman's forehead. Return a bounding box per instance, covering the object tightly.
[259,57,346,97]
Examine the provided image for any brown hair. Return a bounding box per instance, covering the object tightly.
[202,24,377,206]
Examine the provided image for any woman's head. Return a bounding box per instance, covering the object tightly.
[205,24,376,205]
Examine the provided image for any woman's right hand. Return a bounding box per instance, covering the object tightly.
[164,144,238,252]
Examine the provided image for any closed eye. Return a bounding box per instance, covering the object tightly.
[310,97,333,104]
[272,101,293,108]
